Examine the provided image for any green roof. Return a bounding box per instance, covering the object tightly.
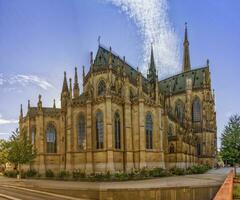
[94,45,209,95]
[159,66,209,95]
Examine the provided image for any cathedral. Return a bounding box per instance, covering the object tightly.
[19,24,217,173]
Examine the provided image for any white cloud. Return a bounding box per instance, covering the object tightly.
[0,114,18,125]
[104,0,180,77]
[0,74,54,90]
[9,74,54,90]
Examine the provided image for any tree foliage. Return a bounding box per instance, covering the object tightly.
[220,114,240,165]
[0,139,8,166]
[6,129,36,166]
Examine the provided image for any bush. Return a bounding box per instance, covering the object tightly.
[4,170,17,178]
[72,169,86,180]
[149,167,170,177]
[45,169,54,178]
[170,167,186,176]
[57,170,70,180]
[25,169,37,177]
[187,165,209,174]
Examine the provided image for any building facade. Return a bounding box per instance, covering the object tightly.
[19,25,217,173]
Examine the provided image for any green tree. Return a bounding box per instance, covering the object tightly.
[220,114,240,173]
[0,139,8,171]
[6,129,37,178]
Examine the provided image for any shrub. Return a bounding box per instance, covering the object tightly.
[72,169,86,180]
[4,170,17,178]
[149,167,170,177]
[187,165,209,174]
[57,170,70,180]
[45,169,54,178]
[25,169,37,177]
[170,167,186,176]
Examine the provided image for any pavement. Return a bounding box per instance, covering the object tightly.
[0,168,232,200]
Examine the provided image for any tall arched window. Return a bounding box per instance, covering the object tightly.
[192,98,201,122]
[197,143,201,156]
[98,80,106,96]
[96,111,104,149]
[114,112,121,149]
[31,127,36,145]
[145,113,153,149]
[46,124,57,153]
[78,113,85,149]
[175,100,184,125]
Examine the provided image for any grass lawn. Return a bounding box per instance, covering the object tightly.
[233,176,240,199]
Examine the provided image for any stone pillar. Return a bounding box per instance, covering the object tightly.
[65,105,72,171]
[86,100,93,173]
[105,95,114,172]
[123,101,134,171]
[139,98,146,168]
[36,110,45,173]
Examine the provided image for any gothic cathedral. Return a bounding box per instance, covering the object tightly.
[19,25,217,173]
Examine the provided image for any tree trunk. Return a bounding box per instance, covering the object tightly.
[17,163,21,179]
[234,164,237,177]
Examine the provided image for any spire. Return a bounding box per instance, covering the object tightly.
[73,67,79,98]
[53,99,56,109]
[82,65,85,78]
[20,104,23,118]
[69,78,72,99]
[28,100,30,109]
[109,46,112,68]
[61,71,69,94]
[147,44,157,83]
[37,94,42,110]
[183,22,191,72]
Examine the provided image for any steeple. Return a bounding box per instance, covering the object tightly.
[61,71,69,94]
[183,22,191,72]
[147,44,157,84]
[53,99,56,109]
[69,78,72,99]
[73,67,79,98]
[20,104,23,118]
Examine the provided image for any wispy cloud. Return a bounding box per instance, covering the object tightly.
[104,0,180,77]
[0,114,18,125]
[9,75,54,90]
[0,73,4,85]
[0,74,54,90]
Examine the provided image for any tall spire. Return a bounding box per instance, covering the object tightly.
[183,22,191,72]
[20,104,23,118]
[69,78,72,99]
[147,44,157,83]
[73,67,79,98]
[61,71,69,94]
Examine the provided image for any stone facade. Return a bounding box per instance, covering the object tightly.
[19,25,217,173]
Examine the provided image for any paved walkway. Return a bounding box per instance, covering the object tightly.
[0,168,232,190]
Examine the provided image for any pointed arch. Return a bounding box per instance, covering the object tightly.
[96,110,104,149]
[46,123,57,153]
[145,112,153,149]
[192,97,201,122]
[97,80,106,96]
[175,99,184,125]
[114,112,121,149]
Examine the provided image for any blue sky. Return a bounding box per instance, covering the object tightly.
[0,0,239,147]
